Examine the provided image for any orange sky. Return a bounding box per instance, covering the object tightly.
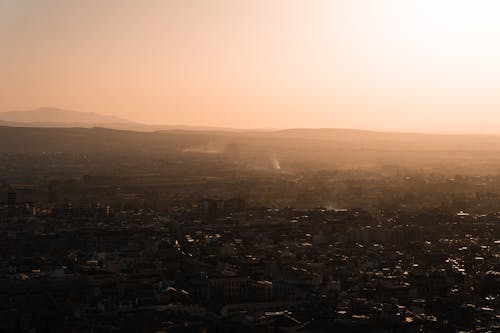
[2,0,500,132]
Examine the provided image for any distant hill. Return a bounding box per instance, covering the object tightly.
[0,107,247,132]
[4,108,500,172]
[0,107,131,124]
[2,125,500,174]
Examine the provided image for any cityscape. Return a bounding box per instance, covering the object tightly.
[2,1,500,332]
[0,141,498,332]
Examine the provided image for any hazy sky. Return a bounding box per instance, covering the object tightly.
[2,0,500,132]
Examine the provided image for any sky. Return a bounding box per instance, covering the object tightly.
[2,0,500,132]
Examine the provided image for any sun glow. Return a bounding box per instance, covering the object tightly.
[352,0,500,73]
[3,1,500,132]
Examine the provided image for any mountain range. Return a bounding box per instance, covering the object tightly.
[0,107,245,132]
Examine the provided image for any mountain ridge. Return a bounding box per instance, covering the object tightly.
[0,107,132,124]
[4,107,500,137]
[0,108,253,132]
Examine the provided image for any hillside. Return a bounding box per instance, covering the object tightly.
[2,126,500,174]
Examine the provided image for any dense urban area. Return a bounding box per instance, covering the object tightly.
[0,127,499,333]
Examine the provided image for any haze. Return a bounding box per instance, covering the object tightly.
[2,0,500,133]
